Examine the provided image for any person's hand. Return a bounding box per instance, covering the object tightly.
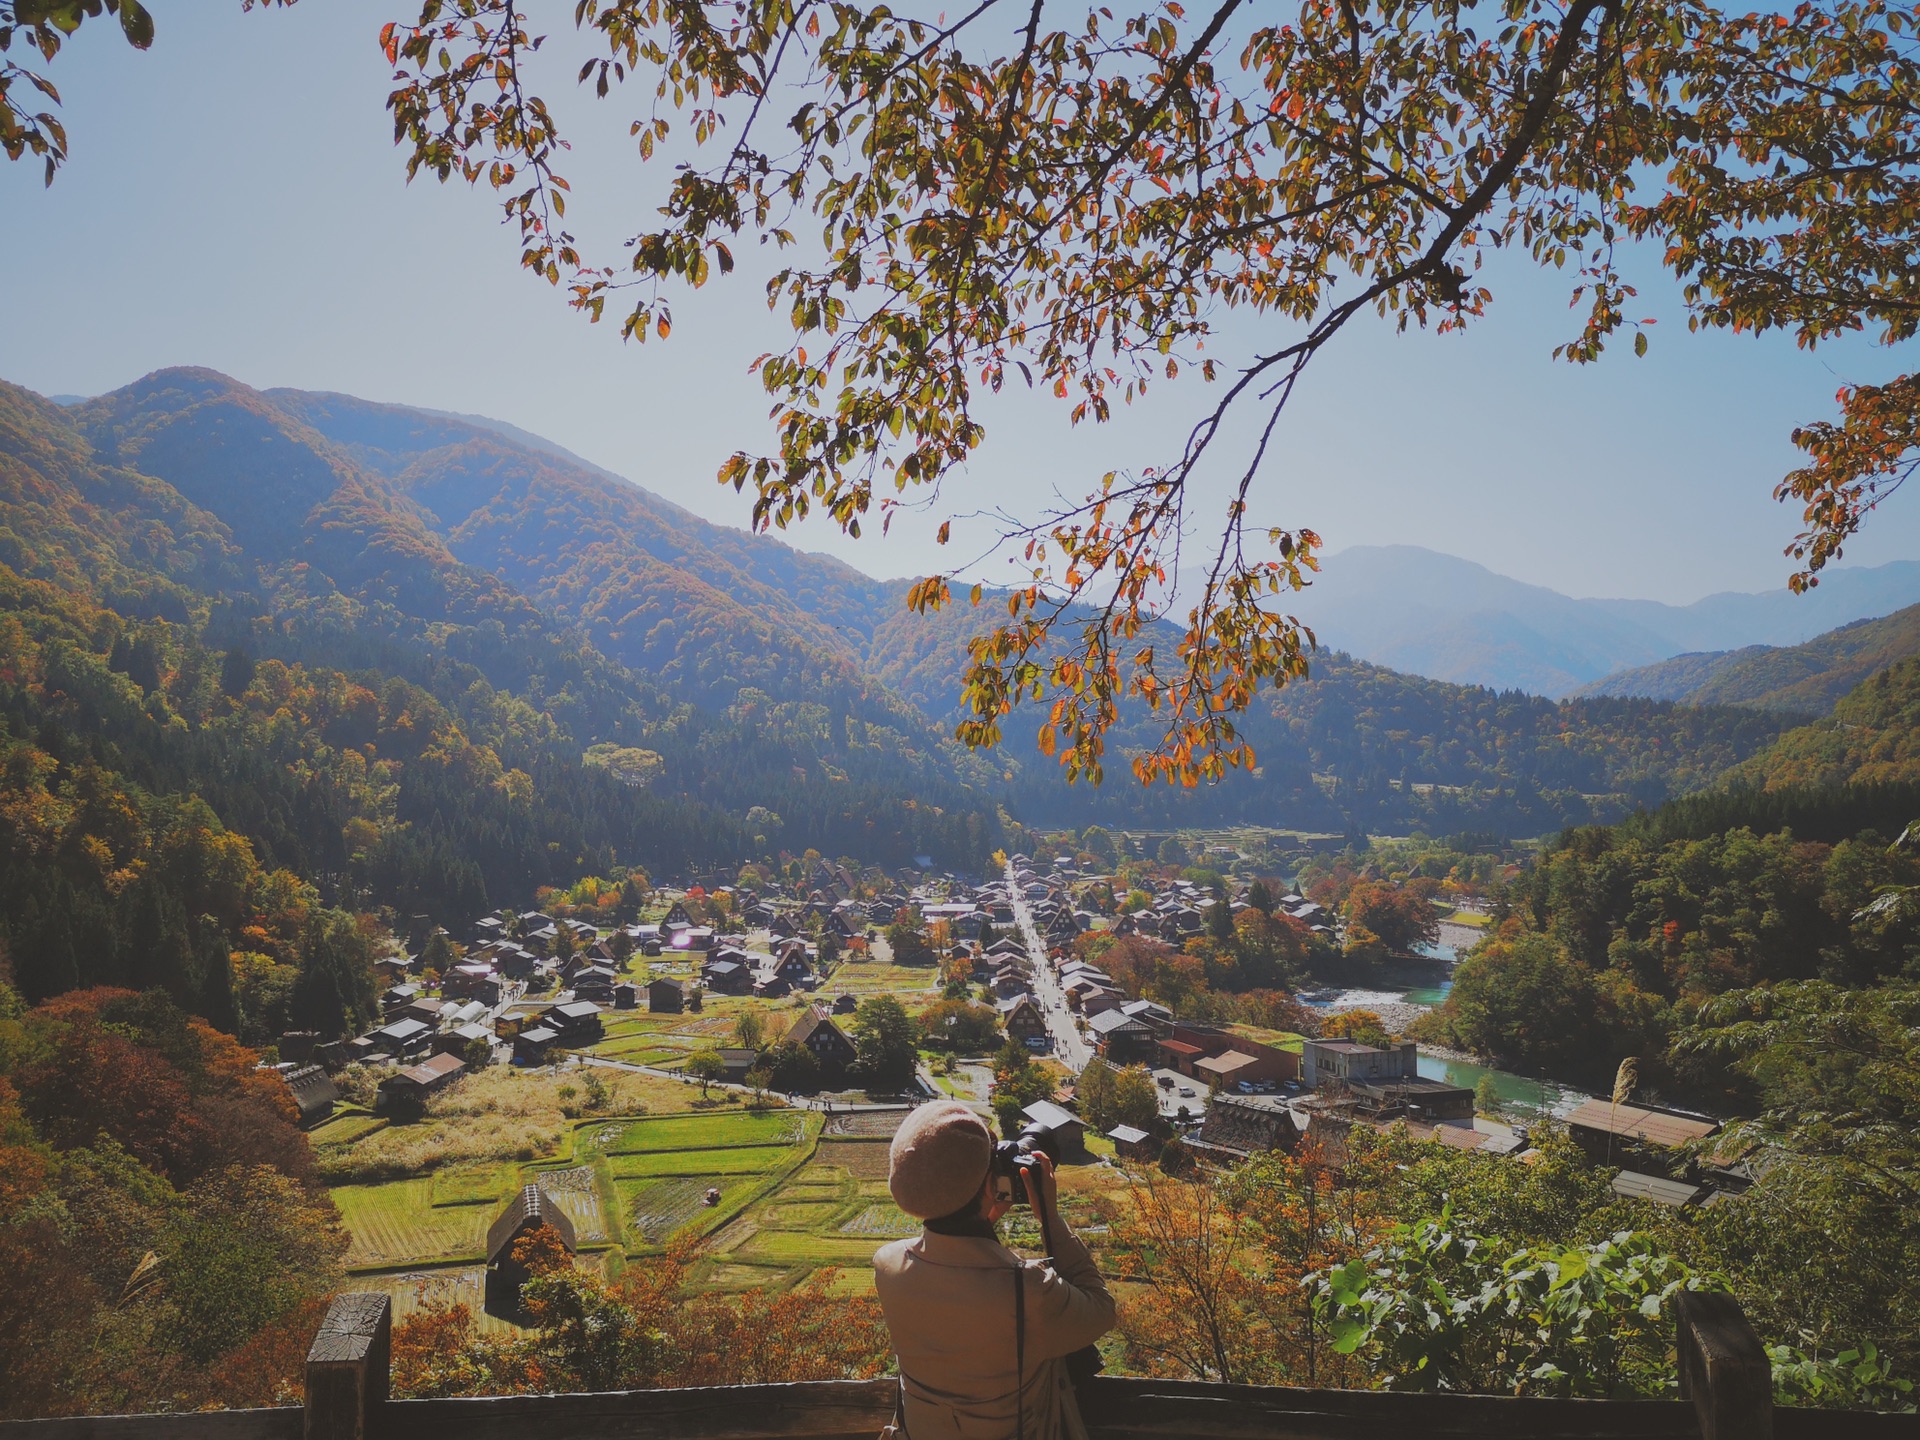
[1020,1150,1058,1220]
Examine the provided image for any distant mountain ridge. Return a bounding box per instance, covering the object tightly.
[1574,604,1920,714]
[1290,545,1920,696]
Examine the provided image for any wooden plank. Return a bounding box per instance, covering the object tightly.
[0,1412,299,1440]
[1676,1291,1772,1440]
[1080,1380,1701,1439]
[305,1293,391,1440]
[387,1380,899,1440]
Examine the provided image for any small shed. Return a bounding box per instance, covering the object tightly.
[614,981,641,1011]
[1021,1099,1088,1157]
[514,1024,562,1066]
[649,977,692,1013]
[1610,1170,1711,1209]
[485,1184,577,1312]
[1108,1124,1156,1162]
[283,1064,338,1127]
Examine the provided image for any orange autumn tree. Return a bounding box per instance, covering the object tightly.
[1103,1145,1382,1385]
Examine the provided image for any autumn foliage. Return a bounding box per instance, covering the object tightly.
[391,1242,890,1397]
[0,982,345,1419]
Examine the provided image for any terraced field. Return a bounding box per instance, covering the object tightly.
[334,1180,492,1267]
[598,1111,805,1152]
[608,1146,793,1179]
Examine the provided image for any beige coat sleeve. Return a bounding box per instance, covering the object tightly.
[1021,1222,1116,1361]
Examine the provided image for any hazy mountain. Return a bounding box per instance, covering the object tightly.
[1291,544,1920,696]
[1575,604,1920,714]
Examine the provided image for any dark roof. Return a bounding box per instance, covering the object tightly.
[486,1183,577,1263]
[787,1006,856,1055]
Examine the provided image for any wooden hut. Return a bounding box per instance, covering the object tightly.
[485,1184,577,1312]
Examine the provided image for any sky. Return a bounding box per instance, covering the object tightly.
[3,0,1917,605]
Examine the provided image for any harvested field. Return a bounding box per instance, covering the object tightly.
[838,1203,917,1238]
[334,1180,491,1267]
[739,1231,886,1266]
[760,1200,844,1231]
[341,1266,501,1327]
[537,1165,610,1243]
[816,1138,892,1180]
[824,1110,907,1137]
[624,1176,728,1242]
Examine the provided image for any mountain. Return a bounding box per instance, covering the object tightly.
[1290,545,1920,696]
[0,367,1815,864]
[1731,654,1920,792]
[1573,604,1920,713]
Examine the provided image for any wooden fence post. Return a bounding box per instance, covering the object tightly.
[1676,1290,1772,1440]
[306,1293,391,1440]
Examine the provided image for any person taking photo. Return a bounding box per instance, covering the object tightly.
[873,1101,1115,1440]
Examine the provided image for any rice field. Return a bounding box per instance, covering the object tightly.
[599,1110,807,1153]
[536,1164,612,1243]
[607,1145,791,1179]
[334,1179,492,1267]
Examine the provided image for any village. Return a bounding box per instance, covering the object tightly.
[267,837,1744,1324]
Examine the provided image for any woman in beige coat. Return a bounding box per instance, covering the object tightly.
[873,1101,1116,1440]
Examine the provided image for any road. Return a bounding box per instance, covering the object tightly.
[1004,859,1093,1072]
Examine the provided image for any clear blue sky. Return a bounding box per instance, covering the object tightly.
[3,0,1916,604]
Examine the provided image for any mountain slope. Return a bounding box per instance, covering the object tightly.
[1573,604,1920,714]
[1731,655,1920,792]
[1290,544,1920,695]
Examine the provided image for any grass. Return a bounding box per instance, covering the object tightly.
[430,1163,512,1207]
[334,1179,492,1268]
[309,1110,388,1147]
[1226,1023,1308,1054]
[318,1067,708,1183]
[607,1146,793,1179]
[601,1110,809,1152]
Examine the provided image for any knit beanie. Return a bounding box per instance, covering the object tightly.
[888,1100,994,1221]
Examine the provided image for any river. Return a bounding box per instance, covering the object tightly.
[1303,937,1593,1119]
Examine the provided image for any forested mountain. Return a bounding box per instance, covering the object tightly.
[0,372,1007,1022]
[869,594,1793,832]
[1574,604,1920,714]
[1730,655,1920,792]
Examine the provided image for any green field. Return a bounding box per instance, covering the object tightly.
[597,1110,806,1152]
[334,1179,493,1267]
[607,1145,794,1179]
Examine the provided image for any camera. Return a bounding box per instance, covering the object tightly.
[991,1116,1063,1205]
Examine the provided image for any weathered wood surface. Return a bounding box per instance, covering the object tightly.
[0,1381,1912,1440]
[1081,1378,1701,1439]
[389,1379,899,1440]
[0,1411,300,1440]
[1676,1290,1773,1440]
[305,1293,391,1440]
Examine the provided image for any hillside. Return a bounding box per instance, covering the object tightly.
[0,368,1813,855]
[1290,544,1920,695]
[1731,655,1920,791]
[1573,603,1920,714]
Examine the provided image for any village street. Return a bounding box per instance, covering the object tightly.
[1004,859,1093,1072]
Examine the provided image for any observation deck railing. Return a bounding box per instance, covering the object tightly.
[0,1291,1909,1440]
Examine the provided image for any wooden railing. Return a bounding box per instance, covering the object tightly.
[1,1291,1910,1440]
